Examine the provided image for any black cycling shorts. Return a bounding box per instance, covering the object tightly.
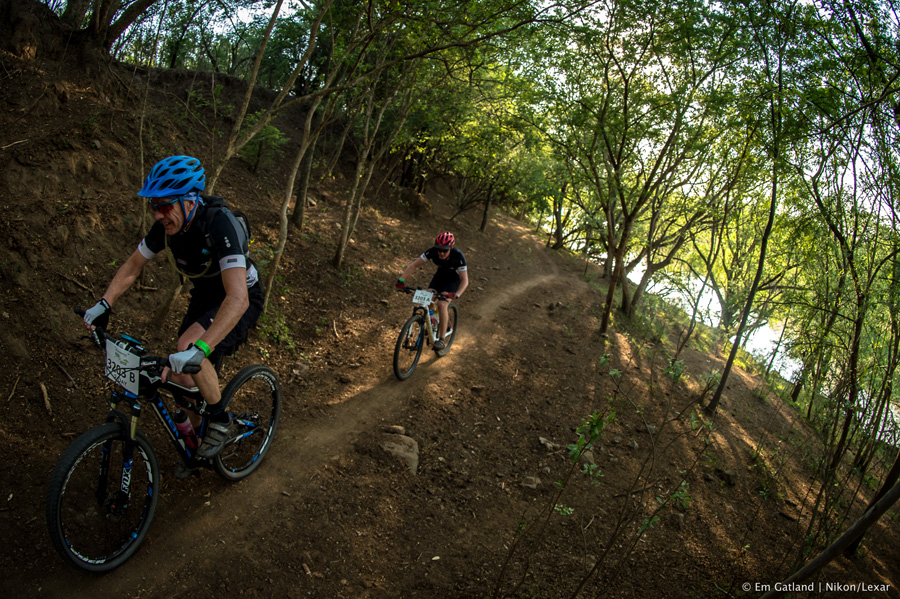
[178,282,264,363]
[428,271,460,295]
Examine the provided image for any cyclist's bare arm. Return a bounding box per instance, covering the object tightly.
[456,270,469,298]
[201,266,249,351]
[399,256,427,281]
[100,249,150,308]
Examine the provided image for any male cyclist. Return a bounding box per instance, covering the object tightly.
[81,155,264,460]
[396,231,468,350]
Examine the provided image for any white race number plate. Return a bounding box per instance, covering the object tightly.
[105,338,141,395]
[412,289,434,306]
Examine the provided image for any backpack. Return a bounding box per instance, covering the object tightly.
[200,195,251,252]
[162,195,254,281]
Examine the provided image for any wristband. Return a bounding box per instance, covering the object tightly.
[398,278,405,283]
[194,339,212,357]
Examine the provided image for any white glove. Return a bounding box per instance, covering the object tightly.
[168,345,206,374]
[83,299,111,328]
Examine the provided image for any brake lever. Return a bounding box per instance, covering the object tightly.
[79,332,102,349]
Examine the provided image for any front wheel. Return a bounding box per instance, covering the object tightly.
[215,365,282,481]
[435,304,458,357]
[394,314,425,380]
[46,422,160,573]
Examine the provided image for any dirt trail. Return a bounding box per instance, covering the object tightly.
[3,43,899,598]
[24,214,575,598]
[14,210,899,599]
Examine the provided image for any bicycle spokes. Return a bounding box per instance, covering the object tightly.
[393,316,425,380]
[214,366,281,481]
[46,424,159,573]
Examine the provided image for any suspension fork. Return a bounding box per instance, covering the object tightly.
[100,394,141,514]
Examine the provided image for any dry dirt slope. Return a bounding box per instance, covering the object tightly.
[0,38,899,599]
[3,200,900,599]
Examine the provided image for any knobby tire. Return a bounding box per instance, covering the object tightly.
[215,364,282,481]
[394,315,425,380]
[45,422,160,573]
[434,304,458,357]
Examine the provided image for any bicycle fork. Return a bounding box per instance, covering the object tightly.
[100,395,142,515]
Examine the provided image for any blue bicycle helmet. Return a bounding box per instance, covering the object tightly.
[138,156,205,198]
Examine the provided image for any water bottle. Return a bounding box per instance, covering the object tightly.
[173,409,198,449]
[429,309,437,328]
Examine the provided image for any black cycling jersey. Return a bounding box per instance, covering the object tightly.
[138,201,259,300]
[422,247,467,274]
[422,247,467,293]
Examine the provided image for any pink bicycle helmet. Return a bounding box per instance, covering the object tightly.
[434,231,455,249]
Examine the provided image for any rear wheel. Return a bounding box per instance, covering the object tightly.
[393,315,425,380]
[435,304,458,357]
[215,365,282,481]
[46,422,159,573]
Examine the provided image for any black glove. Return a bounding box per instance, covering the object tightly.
[396,279,407,290]
[83,298,111,329]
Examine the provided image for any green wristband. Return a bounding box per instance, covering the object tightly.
[194,339,212,357]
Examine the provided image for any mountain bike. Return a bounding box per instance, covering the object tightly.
[393,287,458,380]
[45,313,282,573]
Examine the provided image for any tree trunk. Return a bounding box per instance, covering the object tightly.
[61,0,92,26]
[828,298,866,472]
[324,119,351,180]
[262,96,324,311]
[707,172,778,410]
[844,447,900,556]
[332,160,366,269]
[764,315,789,379]
[705,181,778,414]
[760,478,900,598]
[676,226,721,359]
[207,0,334,193]
[207,0,285,192]
[290,126,321,230]
[598,233,628,335]
[706,40,783,415]
[480,183,493,233]
[551,183,567,249]
[789,360,807,402]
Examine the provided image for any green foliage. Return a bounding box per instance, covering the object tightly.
[750,450,783,502]
[256,309,297,352]
[671,480,693,511]
[663,359,685,383]
[177,84,234,138]
[697,370,721,404]
[638,515,660,534]
[567,411,616,463]
[239,111,289,173]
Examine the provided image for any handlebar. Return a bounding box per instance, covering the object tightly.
[74,308,200,375]
[395,286,455,300]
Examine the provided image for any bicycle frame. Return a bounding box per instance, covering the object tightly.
[408,288,443,346]
[91,326,223,503]
[49,313,282,573]
[104,384,211,467]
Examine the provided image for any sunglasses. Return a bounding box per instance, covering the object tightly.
[435,247,451,253]
[148,197,179,214]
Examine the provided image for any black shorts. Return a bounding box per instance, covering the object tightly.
[428,271,460,295]
[178,282,264,363]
